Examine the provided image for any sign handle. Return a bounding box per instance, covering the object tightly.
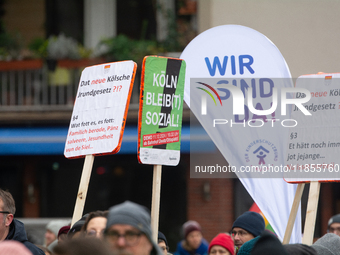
[283,183,305,244]
[71,154,95,226]
[151,164,162,243]
[302,181,321,245]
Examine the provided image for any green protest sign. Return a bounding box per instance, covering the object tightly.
[138,56,186,166]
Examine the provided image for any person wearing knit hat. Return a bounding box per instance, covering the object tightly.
[231,212,265,251]
[45,219,69,247]
[174,220,208,255]
[311,233,340,255]
[57,226,70,244]
[208,233,235,255]
[250,231,288,255]
[68,214,88,239]
[45,219,70,253]
[327,214,340,237]
[104,200,163,255]
[158,231,170,255]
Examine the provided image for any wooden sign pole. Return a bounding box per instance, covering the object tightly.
[71,154,95,226]
[283,183,305,244]
[151,164,162,243]
[302,181,321,245]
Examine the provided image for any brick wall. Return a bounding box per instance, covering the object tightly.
[187,175,234,242]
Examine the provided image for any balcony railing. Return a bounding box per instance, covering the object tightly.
[0,59,141,113]
[0,58,190,124]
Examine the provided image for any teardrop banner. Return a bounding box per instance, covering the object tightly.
[64,60,137,226]
[137,55,186,242]
[180,24,301,243]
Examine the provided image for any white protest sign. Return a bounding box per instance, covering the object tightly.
[64,61,136,158]
[181,24,301,243]
[284,73,340,182]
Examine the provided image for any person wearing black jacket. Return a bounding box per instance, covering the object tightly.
[0,188,44,255]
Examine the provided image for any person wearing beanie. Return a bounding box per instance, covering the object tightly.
[231,212,265,251]
[45,219,70,253]
[311,233,340,255]
[104,200,163,255]
[250,231,288,255]
[57,226,70,243]
[158,231,170,255]
[45,219,69,247]
[208,233,235,255]
[174,220,209,255]
[327,214,340,237]
[68,214,88,239]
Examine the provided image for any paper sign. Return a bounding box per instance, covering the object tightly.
[64,61,136,158]
[138,56,186,166]
[284,73,340,182]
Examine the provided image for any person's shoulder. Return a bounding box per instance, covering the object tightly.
[8,219,28,242]
[196,239,209,254]
[12,219,25,229]
[175,240,184,249]
[175,240,187,254]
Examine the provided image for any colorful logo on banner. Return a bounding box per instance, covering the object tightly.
[138,56,186,166]
[64,61,136,158]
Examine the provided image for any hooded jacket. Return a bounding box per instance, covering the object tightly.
[5,219,44,255]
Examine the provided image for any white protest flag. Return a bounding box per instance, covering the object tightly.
[181,25,302,243]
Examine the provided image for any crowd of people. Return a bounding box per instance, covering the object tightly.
[1,188,340,255]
